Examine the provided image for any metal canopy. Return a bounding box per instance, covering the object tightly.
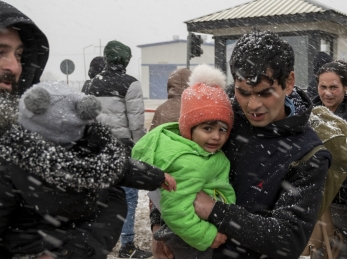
[185,0,347,24]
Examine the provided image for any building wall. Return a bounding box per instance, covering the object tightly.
[139,41,214,99]
[141,42,187,64]
[141,66,150,99]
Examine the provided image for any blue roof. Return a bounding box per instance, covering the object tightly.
[137,39,214,48]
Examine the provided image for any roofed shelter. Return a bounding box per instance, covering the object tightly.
[185,0,347,88]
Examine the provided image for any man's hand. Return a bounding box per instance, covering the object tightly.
[210,232,227,249]
[152,225,174,259]
[194,190,215,220]
[161,173,176,192]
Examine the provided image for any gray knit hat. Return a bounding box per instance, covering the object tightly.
[19,81,102,147]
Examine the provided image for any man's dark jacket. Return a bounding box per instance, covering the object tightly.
[211,87,331,259]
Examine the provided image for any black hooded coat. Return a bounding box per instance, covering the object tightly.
[0,3,164,258]
[82,56,106,92]
[211,87,331,258]
[0,1,49,95]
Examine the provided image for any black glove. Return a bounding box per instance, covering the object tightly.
[118,138,134,157]
[120,158,165,190]
[74,123,112,154]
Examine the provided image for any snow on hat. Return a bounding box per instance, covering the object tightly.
[179,64,233,140]
[18,81,102,147]
[104,40,132,68]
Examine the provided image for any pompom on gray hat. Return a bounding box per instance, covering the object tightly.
[19,81,102,147]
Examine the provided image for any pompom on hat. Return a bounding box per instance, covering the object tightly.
[179,64,233,140]
[19,81,102,147]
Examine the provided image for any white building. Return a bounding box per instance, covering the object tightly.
[138,38,214,99]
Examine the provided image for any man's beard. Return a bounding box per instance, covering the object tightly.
[0,72,18,94]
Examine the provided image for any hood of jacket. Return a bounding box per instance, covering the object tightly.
[132,122,215,171]
[233,86,312,137]
[104,40,131,68]
[0,2,49,95]
[88,56,105,79]
[0,123,127,192]
[167,68,191,99]
[313,52,332,75]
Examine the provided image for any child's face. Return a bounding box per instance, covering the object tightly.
[191,121,229,153]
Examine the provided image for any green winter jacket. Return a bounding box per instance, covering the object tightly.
[132,122,236,251]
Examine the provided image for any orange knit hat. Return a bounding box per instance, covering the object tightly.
[179,64,233,140]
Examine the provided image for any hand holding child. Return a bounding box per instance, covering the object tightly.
[210,232,227,249]
[161,173,176,192]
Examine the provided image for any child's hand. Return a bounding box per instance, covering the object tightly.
[161,173,176,192]
[210,232,227,249]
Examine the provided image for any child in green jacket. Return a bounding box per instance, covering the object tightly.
[132,64,236,259]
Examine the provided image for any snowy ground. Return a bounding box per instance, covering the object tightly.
[108,190,152,258]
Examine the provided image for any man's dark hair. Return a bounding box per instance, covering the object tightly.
[230,31,294,89]
[316,60,347,87]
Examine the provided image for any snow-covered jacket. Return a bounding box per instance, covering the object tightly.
[149,68,191,131]
[209,87,331,259]
[132,122,236,251]
[0,123,165,258]
[0,1,49,95]
[84,63,146,142]
[312,94,347,209]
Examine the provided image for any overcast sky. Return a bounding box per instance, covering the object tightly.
[7,0,347,87]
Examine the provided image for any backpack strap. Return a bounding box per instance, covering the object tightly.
[290,145,327,168]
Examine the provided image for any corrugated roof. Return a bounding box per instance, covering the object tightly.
[137,40,214,48]
[186,0,346,23]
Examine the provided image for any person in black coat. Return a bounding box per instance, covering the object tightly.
[151,31,331,259]
[307,51,332,99]
[82,56,106,92]
[0,81,175,259]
